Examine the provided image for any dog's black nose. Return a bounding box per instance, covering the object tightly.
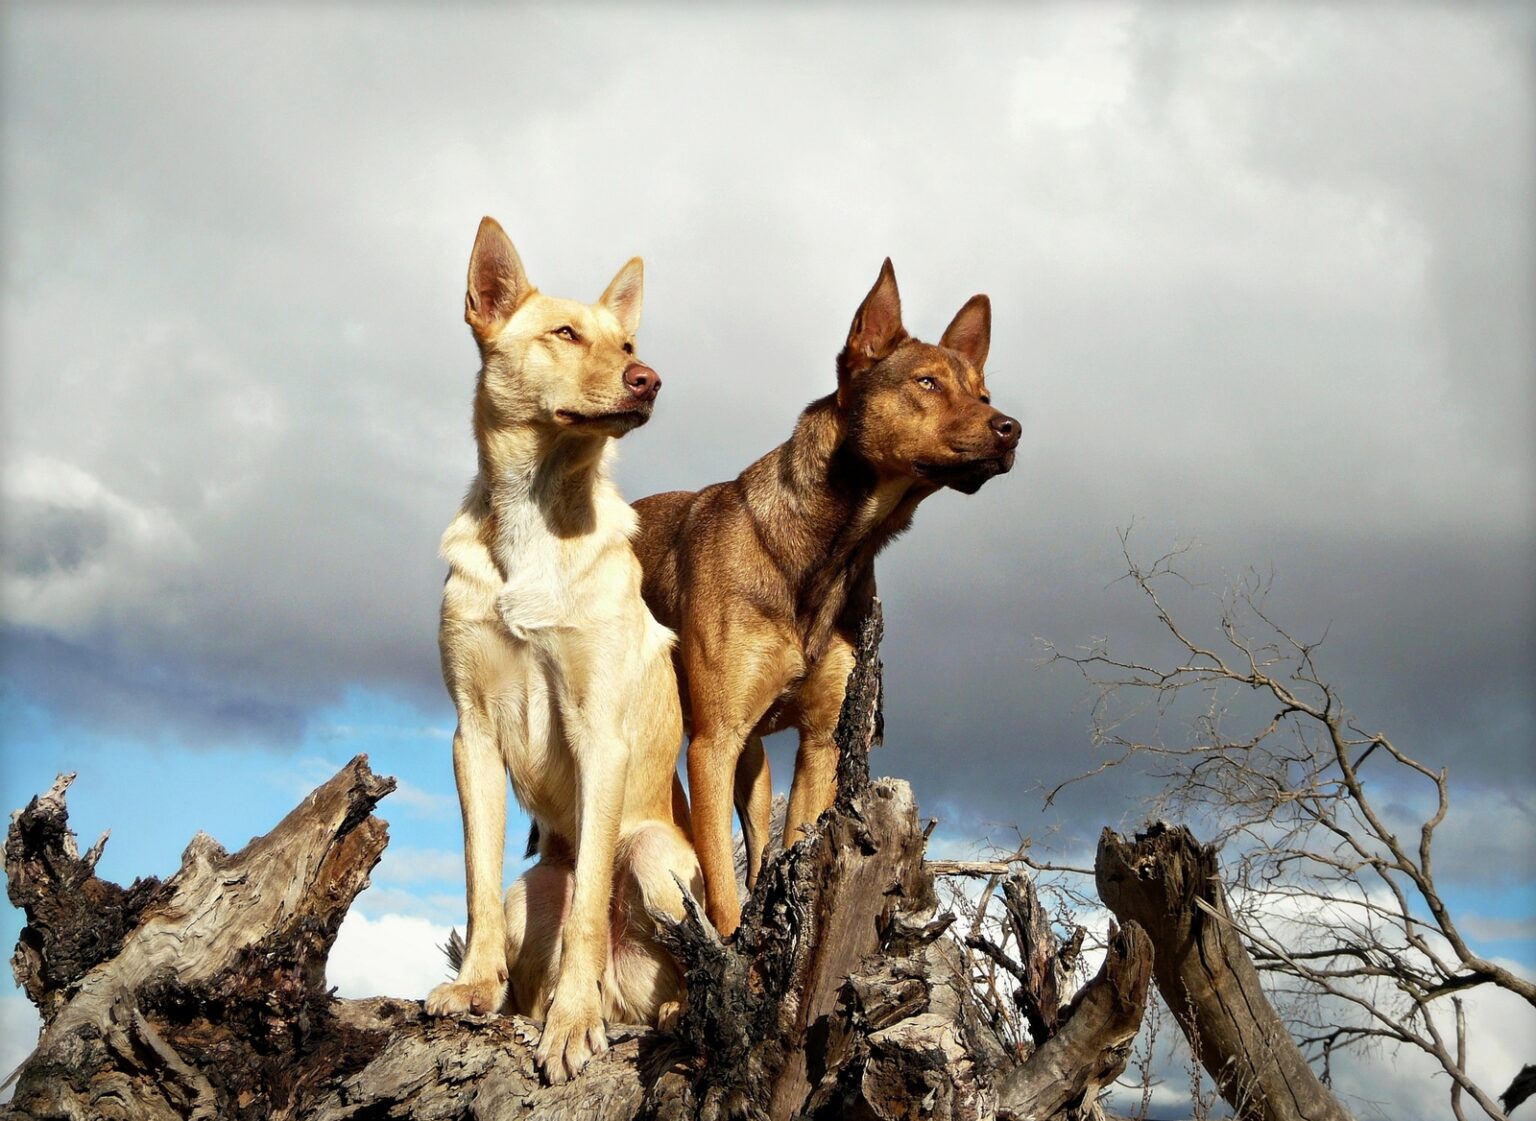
[624,363,661,401]
[990,413,1020,447]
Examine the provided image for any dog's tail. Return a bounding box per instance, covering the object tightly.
[442,927,465,974]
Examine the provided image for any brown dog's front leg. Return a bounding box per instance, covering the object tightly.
[734,734,772,889]
[689,728,745,936]
[535,736,627,1084]
[426,719,509,1017]
[783,729,840,846]
[781,636,856,848]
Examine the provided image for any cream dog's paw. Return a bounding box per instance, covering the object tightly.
[425,972,507,1017]
[535,983,607,1084]
[654,998,683,1033]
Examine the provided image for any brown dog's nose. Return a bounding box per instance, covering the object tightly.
[990,413,1020,447]
[624,362,661,401]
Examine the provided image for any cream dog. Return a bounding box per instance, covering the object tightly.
[425,217,702,1084]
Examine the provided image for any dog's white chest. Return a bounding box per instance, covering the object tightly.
[493,500,572,639]
[497,563,566,638]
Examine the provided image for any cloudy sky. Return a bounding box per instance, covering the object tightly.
[2,4,1532,1115]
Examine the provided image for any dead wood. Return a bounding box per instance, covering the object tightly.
[1502,1064,1536,1115]
[994,920,1153,1121]
[3,755,397,1120]
[3,603,1154,1120]
[1096,822,1354,1121]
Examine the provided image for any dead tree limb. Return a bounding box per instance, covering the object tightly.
[4,755,397,1120]
[994,920,1153,1121]
[1503,1064,1536,1116]
[1096,822,1354,1121]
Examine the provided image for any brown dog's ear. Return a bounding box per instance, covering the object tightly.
[465,217,530,342]
[939,294,991,371]
[840,259,908,384]
[600,257,644,337]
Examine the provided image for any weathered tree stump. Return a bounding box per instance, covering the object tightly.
[1096,823,1354,1121]
[3,757,398,1120]
[3,606,1154,1120]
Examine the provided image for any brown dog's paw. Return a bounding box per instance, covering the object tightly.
[425,973,507,1017]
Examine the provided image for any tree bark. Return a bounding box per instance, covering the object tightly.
[3,605,1153,1120]
[1095,823,1354,1121]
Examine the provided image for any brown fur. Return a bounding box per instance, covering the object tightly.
[426,217,702,1083]
[632,259,1019,935]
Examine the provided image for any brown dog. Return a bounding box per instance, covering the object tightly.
[631,259,1019,935]
[426,217,702,1083]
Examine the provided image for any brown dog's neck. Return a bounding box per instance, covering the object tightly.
[744,394,931,588]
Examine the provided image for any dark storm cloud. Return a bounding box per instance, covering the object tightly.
[0,627,313,746]
[1,0,1530,841]
[856,519,1534,851]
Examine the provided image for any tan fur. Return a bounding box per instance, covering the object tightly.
[425,217,702,1084]
[633,260,1020,935]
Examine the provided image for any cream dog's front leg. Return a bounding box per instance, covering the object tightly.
[426,715,509,1016]
[535,732,628,1084]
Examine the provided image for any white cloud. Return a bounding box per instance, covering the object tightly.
[1328,979,1536,1121]
[1104,857,1536,1120]
[387,780,457,820]
[347,885,466,927]
[1008,7,1135,135]
[326,910,456,1002]
[1461,914,1536,944]
[283,757,453,820]
[1099,960,1536,1121]
[1428,784,1536,892]
[376,846,464,885]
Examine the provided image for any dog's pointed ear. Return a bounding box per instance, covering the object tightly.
[840,258,908,384]
[940,294,991,371]
[600,257,644,337]
[465,217,530,342]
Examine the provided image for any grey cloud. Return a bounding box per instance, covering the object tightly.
[0,627,311,746]
[847,515,1534,857]
[5,502,110,578]
[1,3,1530,846]
[1127,5,1536,447]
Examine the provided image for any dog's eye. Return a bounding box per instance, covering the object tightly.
[554,325,580,342]
[979,393,991,404]
[623,341,634,355]
[915,376,938,391]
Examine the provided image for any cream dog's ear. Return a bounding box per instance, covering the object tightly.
[465,216,531,343]
[600,257,644,338]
